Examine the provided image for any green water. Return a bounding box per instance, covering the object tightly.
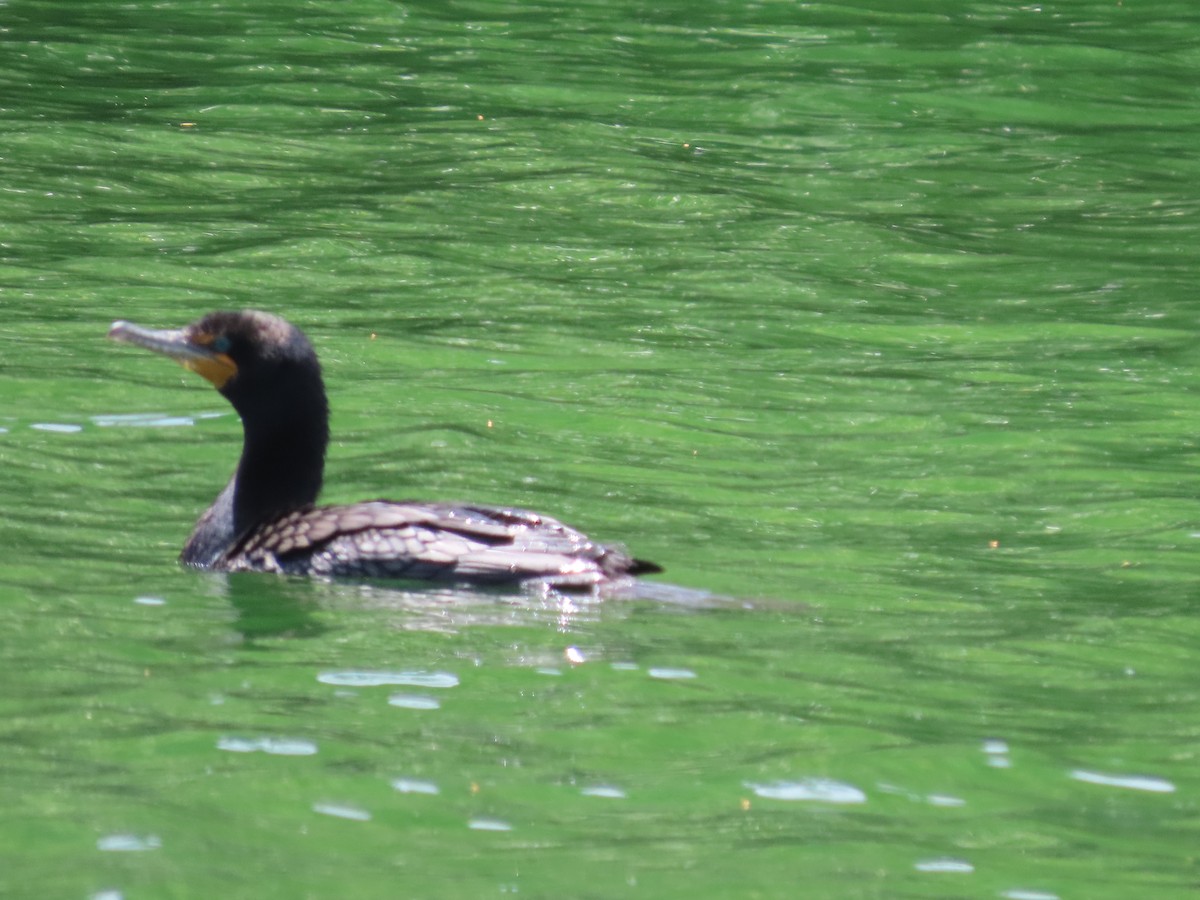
[3,0,1200,897]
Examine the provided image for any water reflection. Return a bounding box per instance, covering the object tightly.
[317,670,460,687]
[312,802,371,822]
[96,834,161,852]
[391,778,440,795]
[211,567,737,640]
[1068,769,1175,793]
[386,694,441,710]
[216,736,319,756]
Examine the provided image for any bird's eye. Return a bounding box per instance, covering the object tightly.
[212,336,232,354]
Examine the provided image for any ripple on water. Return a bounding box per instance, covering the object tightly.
[312,802,371,821]
[745,778,866,804]
[1069,769,1175,793]
[914,858,974,873]
[647,667,697,681]
[581,785,627,799]
[391,778,440,795]
[983,738,1012,768]
[91,413,196,428]
[216,736,318,756]
[317,670,460,688]
[387,694,441,710]
[97,834,161,852]
[927,794,966,807]
[468,818,513,832]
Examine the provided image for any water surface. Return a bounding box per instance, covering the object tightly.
[3,1,1199,897]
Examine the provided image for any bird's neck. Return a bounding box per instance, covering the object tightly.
[182,387,329,567]
[233,413,326,528]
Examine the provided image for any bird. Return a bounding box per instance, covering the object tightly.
[107,310,660,591]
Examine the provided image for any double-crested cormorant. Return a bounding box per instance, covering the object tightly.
[108,310,660,590]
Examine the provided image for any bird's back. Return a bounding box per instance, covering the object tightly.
[218,500,657,590]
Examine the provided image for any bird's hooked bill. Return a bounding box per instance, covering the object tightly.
[109,319,237,388]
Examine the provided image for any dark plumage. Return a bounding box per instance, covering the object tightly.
[108,310,660,590]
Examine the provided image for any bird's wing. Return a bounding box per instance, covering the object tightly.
[226,501,635,585]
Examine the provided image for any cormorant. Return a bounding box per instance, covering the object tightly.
[108,310,660,590]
